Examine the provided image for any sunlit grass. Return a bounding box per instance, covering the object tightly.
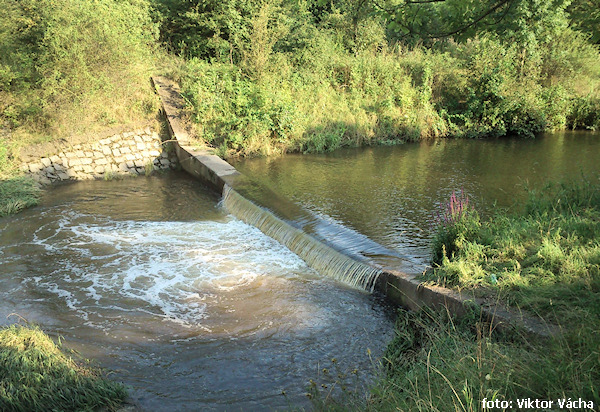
[424,178,600,326]
[0,324,127,412]
[0,176,40,217]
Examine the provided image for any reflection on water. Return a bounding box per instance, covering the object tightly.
[0,173,395,411]
[233,131,600,265]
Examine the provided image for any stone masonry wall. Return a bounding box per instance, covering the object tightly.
[20,127,178,185]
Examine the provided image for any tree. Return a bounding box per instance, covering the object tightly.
[374,0,572,45]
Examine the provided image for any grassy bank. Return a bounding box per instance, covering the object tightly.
[0,324,127,412]
[164,1,600,157]
[426,178,600,327]
[377,180,600,411]
[0,176,40,217]
[3,1,599,163]
[312,181,600,411]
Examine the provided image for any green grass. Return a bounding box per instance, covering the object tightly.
[0,176,40,217]
[312,179,600,411]
[311,305,599,412]
[0,324,127,412]
[424,178,600,326]
[367,308,599,412]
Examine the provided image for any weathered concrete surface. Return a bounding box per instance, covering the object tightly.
[154,75,558,339]
[376,270,558,338]
[152,76,240,191]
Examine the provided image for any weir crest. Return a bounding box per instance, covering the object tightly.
[221,184,382,292]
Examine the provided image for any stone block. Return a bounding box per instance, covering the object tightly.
[93,151,103,158]
[94,166,105,174]
[50,155,60,163]
[69,158,81,167]
[119,162,129,172]
[99,138,111,145]
[57,172,70,180]
[72,165,83,172]
[148,150,161,157]
[53,164,65,172]
[134,135,143,143]
[124,154,135,161]
[29,163,43,173]
[136,142,146,151]
[36,176,52,185]
[120,147,131,154]
[65,152,76,158]
[134,159,145,168]
[84,151,93,157]
[67,169,77,178]
[112,148,121,156]
[41,158,52,167]
[102,146,112,155]
[126,161,135,168]
[20,164,29,172]
[81,158,93,165]
[75,150,85,158]
[83,165,94,173]
[96,158,108,165]
[159,158,171,166]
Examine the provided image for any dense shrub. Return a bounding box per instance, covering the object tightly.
[0,0,159,138]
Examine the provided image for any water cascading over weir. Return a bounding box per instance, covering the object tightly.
[152,76,558,338]
[221,184,381,291]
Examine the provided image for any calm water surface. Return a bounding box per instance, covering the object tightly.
[234,131,600,266]
[0,173,394,411]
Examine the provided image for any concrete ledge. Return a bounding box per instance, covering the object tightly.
[153,75,558,339]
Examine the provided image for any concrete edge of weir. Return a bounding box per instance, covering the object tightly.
[151,75,559,340]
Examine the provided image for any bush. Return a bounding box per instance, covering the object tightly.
[0,0,158,138]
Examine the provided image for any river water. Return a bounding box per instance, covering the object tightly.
[0,173,394,411]
[234,131,600,267]
[1,131,598,410]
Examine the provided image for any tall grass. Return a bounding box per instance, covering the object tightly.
[178,29,600,157]
[0,324,127,412]
[0,0,159,145]
[425,178,600,324]
[0,176,40,217]
[365,307,599,412]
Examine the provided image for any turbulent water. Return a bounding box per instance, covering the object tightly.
[0,173,395,411]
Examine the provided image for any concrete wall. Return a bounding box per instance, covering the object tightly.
[20,128,178,185]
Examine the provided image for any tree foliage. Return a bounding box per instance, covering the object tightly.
[0,0,158,135]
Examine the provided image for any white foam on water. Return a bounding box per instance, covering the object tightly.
[23,210,317,331]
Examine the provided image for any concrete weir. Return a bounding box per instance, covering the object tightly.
[152,76,557,338]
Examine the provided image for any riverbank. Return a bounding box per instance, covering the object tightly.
[326,179,599,411]
[0,324,127,411]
